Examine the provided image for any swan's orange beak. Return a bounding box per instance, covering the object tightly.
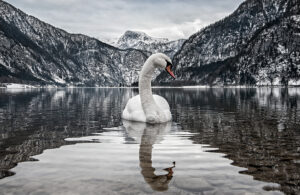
[166,65,175,79]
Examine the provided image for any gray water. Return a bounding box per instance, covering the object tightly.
[0,88,299,195]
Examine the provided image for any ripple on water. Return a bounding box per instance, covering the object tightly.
[0,122,282,195]
[0,88,299,194]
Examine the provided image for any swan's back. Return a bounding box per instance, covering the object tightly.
[122,95,171,123]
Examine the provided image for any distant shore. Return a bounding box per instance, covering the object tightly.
[1,83,300,89]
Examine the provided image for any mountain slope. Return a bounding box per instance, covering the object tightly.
[115,30,185,59]
[156,0,300,86]
[0,1,148,86]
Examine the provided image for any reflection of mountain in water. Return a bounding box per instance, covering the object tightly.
[0,88,131,178]
[0,87,299,194]
[157,87,300,194]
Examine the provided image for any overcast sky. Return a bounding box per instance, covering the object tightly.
[7,0,244,41]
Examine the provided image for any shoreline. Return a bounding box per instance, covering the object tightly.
[1,83,300,89]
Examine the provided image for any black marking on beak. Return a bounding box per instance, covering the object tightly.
[165,60,175,79]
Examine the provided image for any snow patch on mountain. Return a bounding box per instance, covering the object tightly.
[116,30,169,48]
[114,30,185,58]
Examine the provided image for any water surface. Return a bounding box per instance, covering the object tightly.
[0,88,299,194]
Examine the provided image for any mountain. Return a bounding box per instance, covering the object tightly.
[0,1,149,87]
[115,30,185,59]
[156,0,300,86]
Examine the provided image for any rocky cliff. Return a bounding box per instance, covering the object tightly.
[156,0,300,86]
[0,1,149,86]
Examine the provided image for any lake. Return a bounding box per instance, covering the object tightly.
[0,87,299,195]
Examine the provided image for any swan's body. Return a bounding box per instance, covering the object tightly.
[122,53,175,123]
[122,95,171,123]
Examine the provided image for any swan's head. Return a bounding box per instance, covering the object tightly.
[152,53,175,79]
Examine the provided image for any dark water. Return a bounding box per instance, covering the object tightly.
[0,87,299,195]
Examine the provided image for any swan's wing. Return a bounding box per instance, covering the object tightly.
[153,95,172,122]
[153,95,170,110]
[122,95,146,122]
[124,95,142,112]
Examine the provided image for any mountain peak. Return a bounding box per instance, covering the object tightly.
[123,30,148,38]
[116,30,169,48]
[114,30,184,58]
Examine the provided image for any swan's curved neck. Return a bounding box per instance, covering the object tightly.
[139,58,156,113]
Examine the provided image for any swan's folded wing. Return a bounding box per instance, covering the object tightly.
[122,95,147,122]
[153,95,170,110]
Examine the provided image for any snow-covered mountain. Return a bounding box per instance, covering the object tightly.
[156,0,300,86]
[115,30,185,58]
[0,1,150,86]
[1,0,299,87]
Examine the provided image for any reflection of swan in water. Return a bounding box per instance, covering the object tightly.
[123,120,175,192]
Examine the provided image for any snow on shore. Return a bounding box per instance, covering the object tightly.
[5,83,37,89]
[0,83,57,90]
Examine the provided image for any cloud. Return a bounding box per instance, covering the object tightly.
[137,19,210,40]
[6,0,244,41]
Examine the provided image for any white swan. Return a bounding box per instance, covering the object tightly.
[122,53,175,123]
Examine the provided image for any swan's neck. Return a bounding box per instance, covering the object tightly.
[139,59,156,113]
